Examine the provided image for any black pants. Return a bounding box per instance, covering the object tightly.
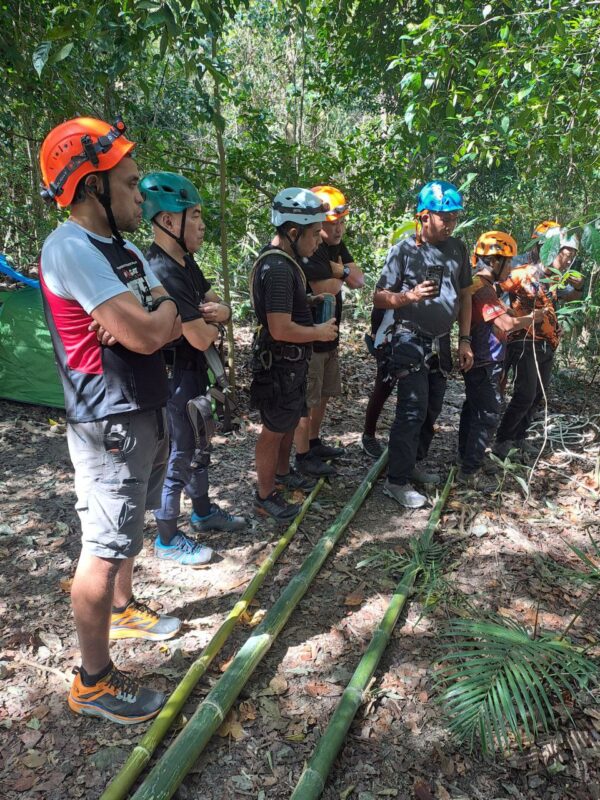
[496,339,554,443]
[387,334,451,485]
[364,362,395,437]
[459,363,503,473]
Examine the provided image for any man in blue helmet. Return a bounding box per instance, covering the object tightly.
[140,172,245,567]
[373,180,474,508]
[250,188,338,521]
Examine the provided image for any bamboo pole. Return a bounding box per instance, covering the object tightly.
[131,450,389,800]
[290,468,455,800]
[100,478,326,800]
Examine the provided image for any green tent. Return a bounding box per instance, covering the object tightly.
[0,287,65,409]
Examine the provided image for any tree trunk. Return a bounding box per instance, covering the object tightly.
[211,38,236,387]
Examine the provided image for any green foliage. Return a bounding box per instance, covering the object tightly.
[436,616,597,756]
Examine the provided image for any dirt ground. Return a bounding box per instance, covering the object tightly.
[1,327,599,800]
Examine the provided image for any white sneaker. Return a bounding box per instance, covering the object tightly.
[410,466,441,485]
[383,480,427,509]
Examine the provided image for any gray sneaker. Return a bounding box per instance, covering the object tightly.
[383,480,427,509]
[410,466,441,485]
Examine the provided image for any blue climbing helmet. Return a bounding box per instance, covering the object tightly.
[416,180,463,214]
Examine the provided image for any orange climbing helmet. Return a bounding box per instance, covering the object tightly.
[39,116,135,207]
[472,231,517,267]
[532,220,560,240]
[311,185,349,222]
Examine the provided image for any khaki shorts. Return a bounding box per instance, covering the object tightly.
[306,348,342,408]
[66,409,169,559]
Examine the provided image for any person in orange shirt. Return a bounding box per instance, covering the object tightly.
[458,232,544,484]
[493,222,580,457]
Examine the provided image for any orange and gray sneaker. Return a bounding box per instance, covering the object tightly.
[109,598,181,641]
[68,664,165,725]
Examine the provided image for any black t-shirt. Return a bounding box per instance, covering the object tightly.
[301,240,354,352]
[252,244,313,341]
[146,243,211,371]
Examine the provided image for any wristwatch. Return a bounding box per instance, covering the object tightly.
[342,265,351,280]
[150,295,180,317]
[459,335,473,343]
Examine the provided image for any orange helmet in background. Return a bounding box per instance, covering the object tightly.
[311,185,349,222]
[532,220,560,240]
[39,116,135,208]
[472,230,517,267]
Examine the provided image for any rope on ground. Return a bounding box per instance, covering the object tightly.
[528,413,600,464]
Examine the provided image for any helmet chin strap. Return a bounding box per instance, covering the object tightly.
[154,208,190,254]
[283,228,303,262]
[95,172,125,247]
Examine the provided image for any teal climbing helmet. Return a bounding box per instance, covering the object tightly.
[140,172,202,221]
[416,180,463,214]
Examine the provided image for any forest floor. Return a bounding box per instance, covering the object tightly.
[1,325,599,800]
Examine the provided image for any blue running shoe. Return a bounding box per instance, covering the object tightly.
[191,503,246,533]
[154,532,213,567]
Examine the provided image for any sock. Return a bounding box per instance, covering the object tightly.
[192,496,212,518]
[156,517,178,546]
[112,596,133,614]
[257,489,276,502]
[309,438,321,448]
[296,451,309,461]
[80,661,113,687]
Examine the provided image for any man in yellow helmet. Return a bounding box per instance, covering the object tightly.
[292,185,364,476]
[458,232,545,485]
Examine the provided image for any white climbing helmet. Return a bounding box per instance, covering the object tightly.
[271,187,329,227]
[559,230,579,252]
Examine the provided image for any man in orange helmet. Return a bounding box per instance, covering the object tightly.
[293,185,364,477]
[493,222,581,457]
[458,232,545,484]
[39,116,183,724]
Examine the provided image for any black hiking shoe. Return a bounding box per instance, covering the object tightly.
[275,468,317,491]
[361,434,384,459]
[254,490,301,521]
[295,454,336,477]
[309,441,345,459]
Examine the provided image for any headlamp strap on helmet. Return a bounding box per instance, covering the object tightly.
[272,200,330,216]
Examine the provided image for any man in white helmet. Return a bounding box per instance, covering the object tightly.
[250,188,338,521]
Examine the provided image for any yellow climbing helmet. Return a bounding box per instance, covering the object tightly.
[532,220,560,239]
[472,230,518,266]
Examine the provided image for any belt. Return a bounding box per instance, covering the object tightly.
[270,343,311,362]
[396,320,448,341]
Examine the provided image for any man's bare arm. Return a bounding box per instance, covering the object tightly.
[91,291,181,355]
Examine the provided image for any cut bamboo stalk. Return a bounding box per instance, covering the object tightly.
[290,468,455,800]
[131,450,389,800]
[100,477,326,800]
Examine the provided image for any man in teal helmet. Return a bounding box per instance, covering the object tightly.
[373,179,474,508]
[140,171,245,566]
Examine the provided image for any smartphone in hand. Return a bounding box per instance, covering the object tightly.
[315,294,336,323]
[424,265,443,297]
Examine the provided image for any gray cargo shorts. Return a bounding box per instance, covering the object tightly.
[66,408,169,559]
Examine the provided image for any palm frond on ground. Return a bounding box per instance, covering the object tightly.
[435,616,598,756]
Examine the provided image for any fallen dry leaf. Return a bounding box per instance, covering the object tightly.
[217,711,246,741]
[268,675,288,695]
[21,750,46,769]
[238,700,257,722]
[343,591,364,606]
